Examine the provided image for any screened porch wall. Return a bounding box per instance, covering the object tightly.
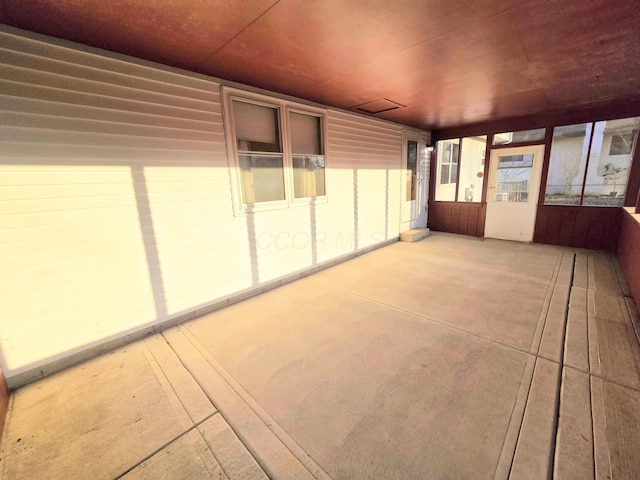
[429,113,640,249]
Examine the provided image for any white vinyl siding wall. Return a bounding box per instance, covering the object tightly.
[326,110,403,253]
[0,26,421,387]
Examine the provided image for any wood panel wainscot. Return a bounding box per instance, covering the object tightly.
[428,202,486,237]
[533,205,623,251]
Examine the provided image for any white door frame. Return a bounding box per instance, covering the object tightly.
[400,131,428,230]
[485,144,545,242]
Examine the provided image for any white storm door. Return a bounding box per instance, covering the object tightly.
[485,145,545,242]
[401,133,424,228]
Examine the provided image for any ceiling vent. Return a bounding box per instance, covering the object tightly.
[351,98,406,115]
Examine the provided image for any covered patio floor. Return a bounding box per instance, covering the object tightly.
[2,233,639,479]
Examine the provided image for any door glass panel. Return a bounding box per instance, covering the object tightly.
[495,154,533,202]
[499,154,533,168]
[457,135,486,202]
[406,140,418,201]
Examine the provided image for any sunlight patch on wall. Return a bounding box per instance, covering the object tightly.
[144,166,253,314]
[0,165,156,375]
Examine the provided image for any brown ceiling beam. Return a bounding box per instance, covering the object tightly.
[432,98,640,141]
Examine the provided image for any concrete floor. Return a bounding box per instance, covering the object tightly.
[1,233,640,479]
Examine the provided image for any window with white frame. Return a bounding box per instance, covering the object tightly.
[434,139,460,201]
[233,100,285,203]
[226,91,326,211]
[434,136,486,202]
[440,141,459,185]
[290,111,326,198]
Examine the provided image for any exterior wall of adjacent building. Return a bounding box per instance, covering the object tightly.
[546,131,636,200]
[545,135,590,198]
[0,26,429,388]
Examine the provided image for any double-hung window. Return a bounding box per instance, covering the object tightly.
[225,89,327,213]
[439,140,459,186]
[434,136,487,202]
[233,100,285,204]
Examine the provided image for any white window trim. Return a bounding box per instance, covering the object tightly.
[222,87,328,215]
[438,141,458,185]
[287,107,328,207]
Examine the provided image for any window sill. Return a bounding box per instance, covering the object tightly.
[236,199,289,216]
[624,207,640,220]
[290,196,328,208]
[234,196,328,216]
[542,203,623,208]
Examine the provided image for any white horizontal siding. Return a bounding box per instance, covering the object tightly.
[2,95,217,132]
[1,60,217,111]
[2,111,219,141]
[327,110,404,250]
[0,28,247,384]
[0,30,216,92]
[0,80,219,122]
[0,26,428,387]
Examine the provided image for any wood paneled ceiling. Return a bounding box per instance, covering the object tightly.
[2,0,640,131]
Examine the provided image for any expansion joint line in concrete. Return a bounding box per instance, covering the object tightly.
[549,253,577,479]
[308,276,533,357]
[159,330,273,476]
[588,374,597,480]
[162,327,330,480]
[142,344,199,426]
[112,411,220,479]
[505,252,576,480]
[569,367,640,392]
[529,252,564,356]
[503,357,537,480]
